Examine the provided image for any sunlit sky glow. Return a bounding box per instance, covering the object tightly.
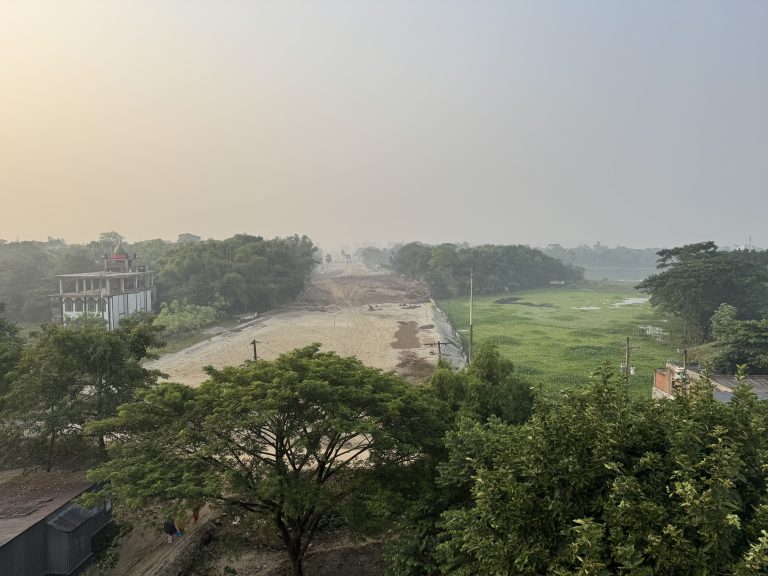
[1,1,766,250]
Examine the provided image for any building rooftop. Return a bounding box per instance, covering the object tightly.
[56,271,149,279]
[711,375,768,401]
[0,470,93,547]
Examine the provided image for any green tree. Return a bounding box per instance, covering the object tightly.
[4,324,89,471]
[386,342,533,576]
[88,345,444,576]
[711,304,768,374]
[391,242,582,298]
[433,365,768,576]
[0,302,21,397]
[1,317,164,469]
[156,234,317,314]
[637,243,768,341]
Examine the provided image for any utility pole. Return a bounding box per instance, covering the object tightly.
[468,267,474,364]
[620,336,637,384]
[428,340,448,361]
[250,339,260,361]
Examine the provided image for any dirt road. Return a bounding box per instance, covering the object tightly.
[147,261,464,385]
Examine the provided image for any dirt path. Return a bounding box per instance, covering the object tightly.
[107,508,215,576]
[146,261,464,385]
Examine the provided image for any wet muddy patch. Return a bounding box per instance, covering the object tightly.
[391,321,421,349]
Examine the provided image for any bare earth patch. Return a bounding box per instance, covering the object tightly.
[147,261,463,385]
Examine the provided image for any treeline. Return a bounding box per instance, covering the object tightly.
[156,234,316,314]
[0,231,318,322]
[391,242,583,297]
[542,243,660,281]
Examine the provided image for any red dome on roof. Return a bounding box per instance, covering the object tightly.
[112,244,129,259]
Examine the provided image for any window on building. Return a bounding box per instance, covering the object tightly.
[75,298,84,312]
[87,298,97,312]
[99,298,107,312]
[64,298,73,312]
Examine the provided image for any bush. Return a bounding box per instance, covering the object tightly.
[154,300,219,338]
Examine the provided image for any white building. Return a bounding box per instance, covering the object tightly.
[50,245,154,330]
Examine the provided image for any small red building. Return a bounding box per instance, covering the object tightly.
[653,361,768,402]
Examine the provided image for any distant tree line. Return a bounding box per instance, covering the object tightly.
[155,234,317,314]
[0,231,318,322]
[391,242,583,298]
[543,243,660,272]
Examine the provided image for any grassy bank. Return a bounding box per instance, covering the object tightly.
[438,284,682,398]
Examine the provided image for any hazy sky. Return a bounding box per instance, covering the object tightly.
[1,1,766,250]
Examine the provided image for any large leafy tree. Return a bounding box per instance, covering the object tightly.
[88,345,445,576]
[711,304,768,374]
[387,341,534,576]
[156,233,317,313]
[1,317,164,469]
[637,242,768,341]
[434,366,768,576]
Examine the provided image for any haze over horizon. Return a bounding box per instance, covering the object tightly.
[1,1,766,252]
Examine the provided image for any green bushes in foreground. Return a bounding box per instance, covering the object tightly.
[390,365,768,576]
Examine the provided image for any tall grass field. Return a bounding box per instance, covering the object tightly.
[438,285,682,398]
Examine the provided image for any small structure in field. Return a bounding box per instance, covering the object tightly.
[0,470,112,576]
[653,361,768,402]
[50,244,154,330]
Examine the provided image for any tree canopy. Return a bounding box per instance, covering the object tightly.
[155,233,317,313]
[637,242,768,341]
[711,304,768,374]
[87,345,445,576]
[0,316,164,470]
[391,243,582,298]
[432,366,768,576]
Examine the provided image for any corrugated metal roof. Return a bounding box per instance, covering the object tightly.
[0,471,93,547]
[46,503,99,533]
[712,375,768,401]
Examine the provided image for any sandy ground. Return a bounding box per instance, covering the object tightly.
[146,261,464,385]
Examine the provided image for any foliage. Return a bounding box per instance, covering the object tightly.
[637,242,768,341]
[87,345,446,576]
[391,242,582,298]
[386,341,533,576]
[0,317,164,470]
[154,300,219,338]
[711,304,768,373]
[433,365,768,576]
[0,302,21,397]
[156,234,317,314]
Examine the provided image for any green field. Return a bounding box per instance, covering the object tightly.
[438,285,682,398]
